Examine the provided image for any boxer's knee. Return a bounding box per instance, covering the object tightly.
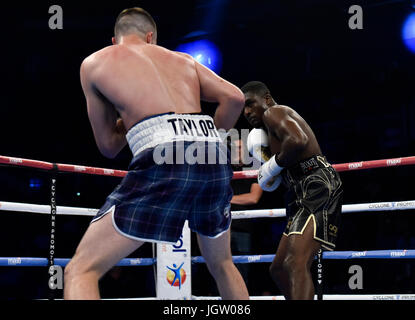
[64,253,101,285]
[286,254,310,277]
[269,258,287,283]
[64,258,81,285]
[270,254,308,281]
[207,258,234,280]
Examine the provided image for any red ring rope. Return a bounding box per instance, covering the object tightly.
[1,155,414,179]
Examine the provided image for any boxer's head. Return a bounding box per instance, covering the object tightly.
[113,7,157,45]
[241,81,276,128]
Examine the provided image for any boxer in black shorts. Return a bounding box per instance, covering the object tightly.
[242,81,343,300]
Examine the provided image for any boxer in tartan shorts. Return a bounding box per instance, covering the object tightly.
[64,7,249,300]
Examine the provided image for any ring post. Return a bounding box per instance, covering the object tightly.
[156,221,192,299]
[47,172,59,300]
[316,248,324,300]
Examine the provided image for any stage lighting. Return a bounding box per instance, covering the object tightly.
[402,12,415,53]
[29,178,42,189]
[176,39,223,74]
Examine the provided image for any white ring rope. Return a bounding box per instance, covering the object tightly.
[41,294,415,300]
[0,201,98,216]
[191,294,415,300]
[1,200,414,218]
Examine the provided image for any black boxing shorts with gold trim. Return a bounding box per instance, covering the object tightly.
[281,155,343,251]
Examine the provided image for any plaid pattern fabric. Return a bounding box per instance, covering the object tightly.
[92,141,233,244]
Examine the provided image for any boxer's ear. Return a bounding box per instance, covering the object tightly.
[264,94,274,107]
[146,32,155,44]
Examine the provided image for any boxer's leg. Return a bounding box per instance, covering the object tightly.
[269,233,291,298]
[64,208,144,299]
[270,217,321,300]
[197,229,249,300]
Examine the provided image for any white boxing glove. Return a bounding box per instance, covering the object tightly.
[247,128,271,163]
[258,155,283,192]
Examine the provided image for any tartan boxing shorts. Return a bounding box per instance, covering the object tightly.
[91,113,233,244]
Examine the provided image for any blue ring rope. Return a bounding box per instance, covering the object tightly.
[0,257,156,267]
[192,250,415,264]
[1,250,415,267]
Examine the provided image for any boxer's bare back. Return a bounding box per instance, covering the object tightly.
[80,34,242,158]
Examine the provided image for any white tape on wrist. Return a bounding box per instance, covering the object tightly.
[258,155,283,192]
[268,155,283,175]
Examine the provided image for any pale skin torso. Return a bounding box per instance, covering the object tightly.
[80,35,244,158]
[83,42,202,131]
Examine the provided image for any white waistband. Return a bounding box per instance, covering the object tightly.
[126,113,222,157]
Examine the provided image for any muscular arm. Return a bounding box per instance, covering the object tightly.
[195,61,244,130]
[231,183,263,206]
[263,108,308,167]
[80,59,127,159]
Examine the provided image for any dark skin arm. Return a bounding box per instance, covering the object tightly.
[262,107,309,168]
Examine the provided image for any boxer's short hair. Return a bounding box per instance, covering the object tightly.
[114,7,157,41]
[241,81,270,97]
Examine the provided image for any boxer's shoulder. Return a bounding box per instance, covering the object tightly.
[154,47,196,67]
[82,45,142,70]
[82,45,115,66]
[174,51,195,61]
[81,45,141,83]
[263,105,288,125]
